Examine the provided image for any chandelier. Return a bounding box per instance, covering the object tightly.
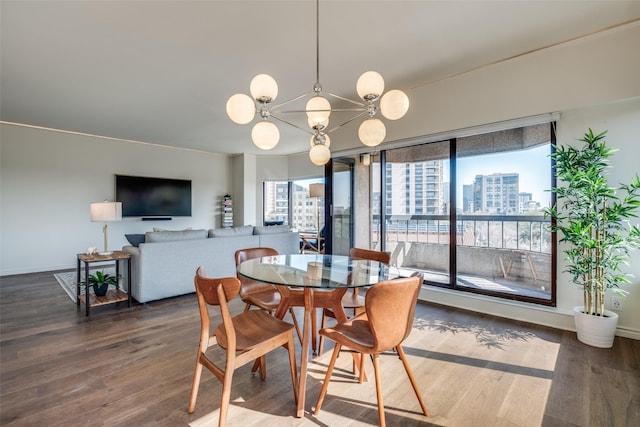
[225,0,409,165]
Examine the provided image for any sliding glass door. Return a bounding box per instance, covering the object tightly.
[382,142,451,284]
[329,159,354,256]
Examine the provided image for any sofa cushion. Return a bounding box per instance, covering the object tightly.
[125,233,145,247]
[145,229,208,243]
[152,227,192,232]
[209,225,254,237]
[253,224,290,235]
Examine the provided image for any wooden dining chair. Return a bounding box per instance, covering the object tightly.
[313,276,428,427]
[187,267,298,427]
[317,247,391,355]
[235,247,302,343]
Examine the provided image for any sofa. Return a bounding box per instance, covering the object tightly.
[121,225,299,303]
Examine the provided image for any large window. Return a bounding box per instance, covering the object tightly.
[263,178,324,232]
[349,121,555,305]
[455,124,553,303]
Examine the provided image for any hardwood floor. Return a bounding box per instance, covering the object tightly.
[1,270,638,426]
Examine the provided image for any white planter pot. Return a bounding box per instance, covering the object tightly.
[573,305,619,348]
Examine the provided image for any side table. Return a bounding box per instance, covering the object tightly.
[76,251,132,316]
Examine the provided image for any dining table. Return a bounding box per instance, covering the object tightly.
[237,253,395,417]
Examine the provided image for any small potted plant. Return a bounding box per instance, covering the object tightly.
[545,129,640,348]
[81,270,121,297]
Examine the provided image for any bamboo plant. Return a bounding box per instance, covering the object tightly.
[545,129,640,316]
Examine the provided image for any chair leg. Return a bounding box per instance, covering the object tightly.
[286,334,299,404]
[317,310,327,355]
[187,354,203,413]
[358,353,368,383]
[289,307,303,344]
[313,343,342,415]
[243,302,251,312]
[218,365,234,427]
[311,308,318,353]
[258,355,267,380]
[397,345,429,416]
[372,353,386,427]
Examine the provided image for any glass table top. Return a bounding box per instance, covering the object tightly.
[237,254,395,289]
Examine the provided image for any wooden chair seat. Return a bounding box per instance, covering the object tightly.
[214,309,293,350]
[241,289,282,312]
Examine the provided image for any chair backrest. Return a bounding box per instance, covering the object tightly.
[194,267,242,347]
[365,276,421,352]
[234,247,279,297]
[349,247,391,264]
[195,266,241,306]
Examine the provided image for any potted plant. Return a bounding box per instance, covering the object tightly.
[81,270,121,297]
[545,129,640,348]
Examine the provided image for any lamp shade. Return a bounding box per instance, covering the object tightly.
[226,93,255,124]
[358,118,386,147]
[250,74,278,102]
[251,121,280,149]
[356,71,384,100]
[309,183,325,198]
[306,96,331,124]
[309,143,331,166]
[90,201,122,222]
[380,89,409,120]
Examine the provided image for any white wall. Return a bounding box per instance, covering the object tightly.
[0,124,231,275]
[330,22,640,154]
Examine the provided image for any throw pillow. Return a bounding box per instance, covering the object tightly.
[125,234,145,247]
[152,227,192,232]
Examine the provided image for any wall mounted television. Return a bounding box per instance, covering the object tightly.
[115,175,192,217]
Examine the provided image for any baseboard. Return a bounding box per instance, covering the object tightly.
[420,285,639,341]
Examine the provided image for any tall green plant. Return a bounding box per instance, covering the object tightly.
[545,129,640,316]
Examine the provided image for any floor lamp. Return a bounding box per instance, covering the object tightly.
[90,201,122,255]
[309,183,325,252]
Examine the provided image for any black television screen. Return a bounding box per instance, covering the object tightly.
[115,175,192,217]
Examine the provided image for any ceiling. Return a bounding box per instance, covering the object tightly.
[2,1,639,157]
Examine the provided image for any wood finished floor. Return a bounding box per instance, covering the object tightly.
[1,270,638,426]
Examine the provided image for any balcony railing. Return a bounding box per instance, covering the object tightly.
[371,214,551,254]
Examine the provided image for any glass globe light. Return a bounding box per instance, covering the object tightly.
[250,74,278,102]
[306,96,331,124]
[356,71,384,100]
[380,89,409,120]
[226,93,255,124]
[358,118,386,147]
[251,121,279,150]
[309,133,330,148]
[309,143,331,166]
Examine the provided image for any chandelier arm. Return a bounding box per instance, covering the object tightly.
[276,107,365,114]
[324,110,369,134]
[270,113,315,135]
[324,91,367,107]
[270,93,310,112]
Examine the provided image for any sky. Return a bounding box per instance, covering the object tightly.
[455,144,552,207]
